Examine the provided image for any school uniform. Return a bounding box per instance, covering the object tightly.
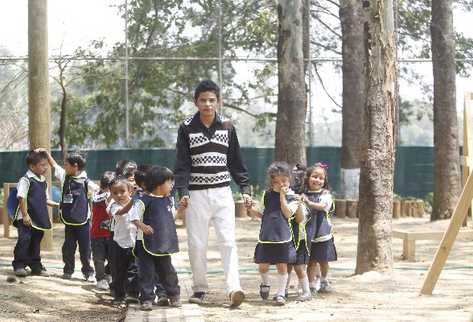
[12,171,51,273]
[91,191,112,282]
[109,201,138,300]
[130,193,180,303]
[254,190,300,264]
[305,190,337,262]
[55,165,98,276]
[289,206,310,265]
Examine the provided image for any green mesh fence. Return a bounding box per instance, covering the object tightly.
[0,147,434,199]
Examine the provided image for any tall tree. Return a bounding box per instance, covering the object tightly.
[275,0,307,166]
[355,0,397,274]
[339,0,365,199]
[28,0,53,250]
[431,0,461,220]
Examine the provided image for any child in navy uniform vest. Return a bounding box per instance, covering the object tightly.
[130,166,181,311]
[42,149,99,280]
[302,162,337,294]
[247,162,305,306]
[91,171,115,290]
[12,150,59,277]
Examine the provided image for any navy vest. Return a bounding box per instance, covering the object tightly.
[140,194,179,256]
[26,177,51,230]
[305,190,333,242]
[258,190,292,243]
[60,176,89,226]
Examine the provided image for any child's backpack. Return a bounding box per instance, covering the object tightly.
[6,186,20,222]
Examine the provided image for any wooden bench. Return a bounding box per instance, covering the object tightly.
[393,229,473,261]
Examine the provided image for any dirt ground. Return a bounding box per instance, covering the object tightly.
[1,216,473,321]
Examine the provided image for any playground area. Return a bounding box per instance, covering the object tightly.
[1,215,473,322]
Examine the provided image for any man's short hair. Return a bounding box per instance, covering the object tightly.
[194,80,220,102]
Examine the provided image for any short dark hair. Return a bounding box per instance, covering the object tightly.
[135,164,152,189]
[65,152,86,171]
[115,160,137,178]
[100,171,116,190]
[194,80,220,102]
[145,166,174,192]
[266,161,291,190]
[25,150,48,166]
[109,175,131,190]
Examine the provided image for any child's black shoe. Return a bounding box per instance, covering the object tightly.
[259,284,270,300]
[189,292,206,304]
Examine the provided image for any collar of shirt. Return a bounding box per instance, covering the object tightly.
[148,193,166,198]
[26,170,46,182]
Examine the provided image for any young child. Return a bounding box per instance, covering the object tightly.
[134,164,168,306]
[91,171,115,290]
[108,176,137,306]
[42,149,99,280]
[12,150,59,277]
[247,162,304,306]
[130,166,181,311]
[302,162,337,294]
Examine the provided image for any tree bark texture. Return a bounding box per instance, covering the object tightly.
[431,0,461,221]
[28,0,53,250]
[275,0,307,166]
[340,0,365,198]
[355,0,396,274]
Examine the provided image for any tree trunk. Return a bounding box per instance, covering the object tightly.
[275,0,307,166]
[355,0,396,274]
[28,0,53,251]
[339,0,365,199]
[58,66,68,160]
[431,0,461,221]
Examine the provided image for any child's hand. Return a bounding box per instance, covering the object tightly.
[280,186,289,197]
[34,148,47,153]
[141,224,154,235]
[22,214,32,227]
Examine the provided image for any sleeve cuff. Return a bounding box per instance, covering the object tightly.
[178,188,189,199]
[240,185,251,196]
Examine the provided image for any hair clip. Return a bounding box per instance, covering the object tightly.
[315,162,329,170]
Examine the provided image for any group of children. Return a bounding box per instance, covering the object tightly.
[248,161,337,306]
[11,149,336,309]
[11,149,181,311]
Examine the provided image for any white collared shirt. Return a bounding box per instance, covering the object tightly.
[16,170,48,220]
[110,201,137,248]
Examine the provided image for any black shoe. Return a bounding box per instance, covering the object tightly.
[189,292,206,304]
[31,265,49,277]
[156,295,169,306]
[259,284,270,300]
[169,297,182,308]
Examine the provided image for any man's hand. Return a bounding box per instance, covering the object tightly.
[179,196,190,209]
[242,193,253,209]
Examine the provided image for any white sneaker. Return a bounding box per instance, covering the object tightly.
[96,279,109,290]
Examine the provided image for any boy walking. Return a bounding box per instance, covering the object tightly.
[12,150,58,277]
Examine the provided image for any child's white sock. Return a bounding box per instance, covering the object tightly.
[299,277,310,295]
[276,273,289,297]
[320,276,327,282]
[285,272,291,290]
[309,280,317,288]
[260,272,270,286]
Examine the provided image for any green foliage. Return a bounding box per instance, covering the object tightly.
[55,0,280,148]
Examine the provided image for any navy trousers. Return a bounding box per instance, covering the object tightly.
[12,220,44,272]
[135,240,180,303]
[62,222,94,276]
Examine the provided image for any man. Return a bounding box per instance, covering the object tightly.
[174,80,252,308]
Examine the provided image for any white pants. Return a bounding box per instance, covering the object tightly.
[186,186,241,294]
